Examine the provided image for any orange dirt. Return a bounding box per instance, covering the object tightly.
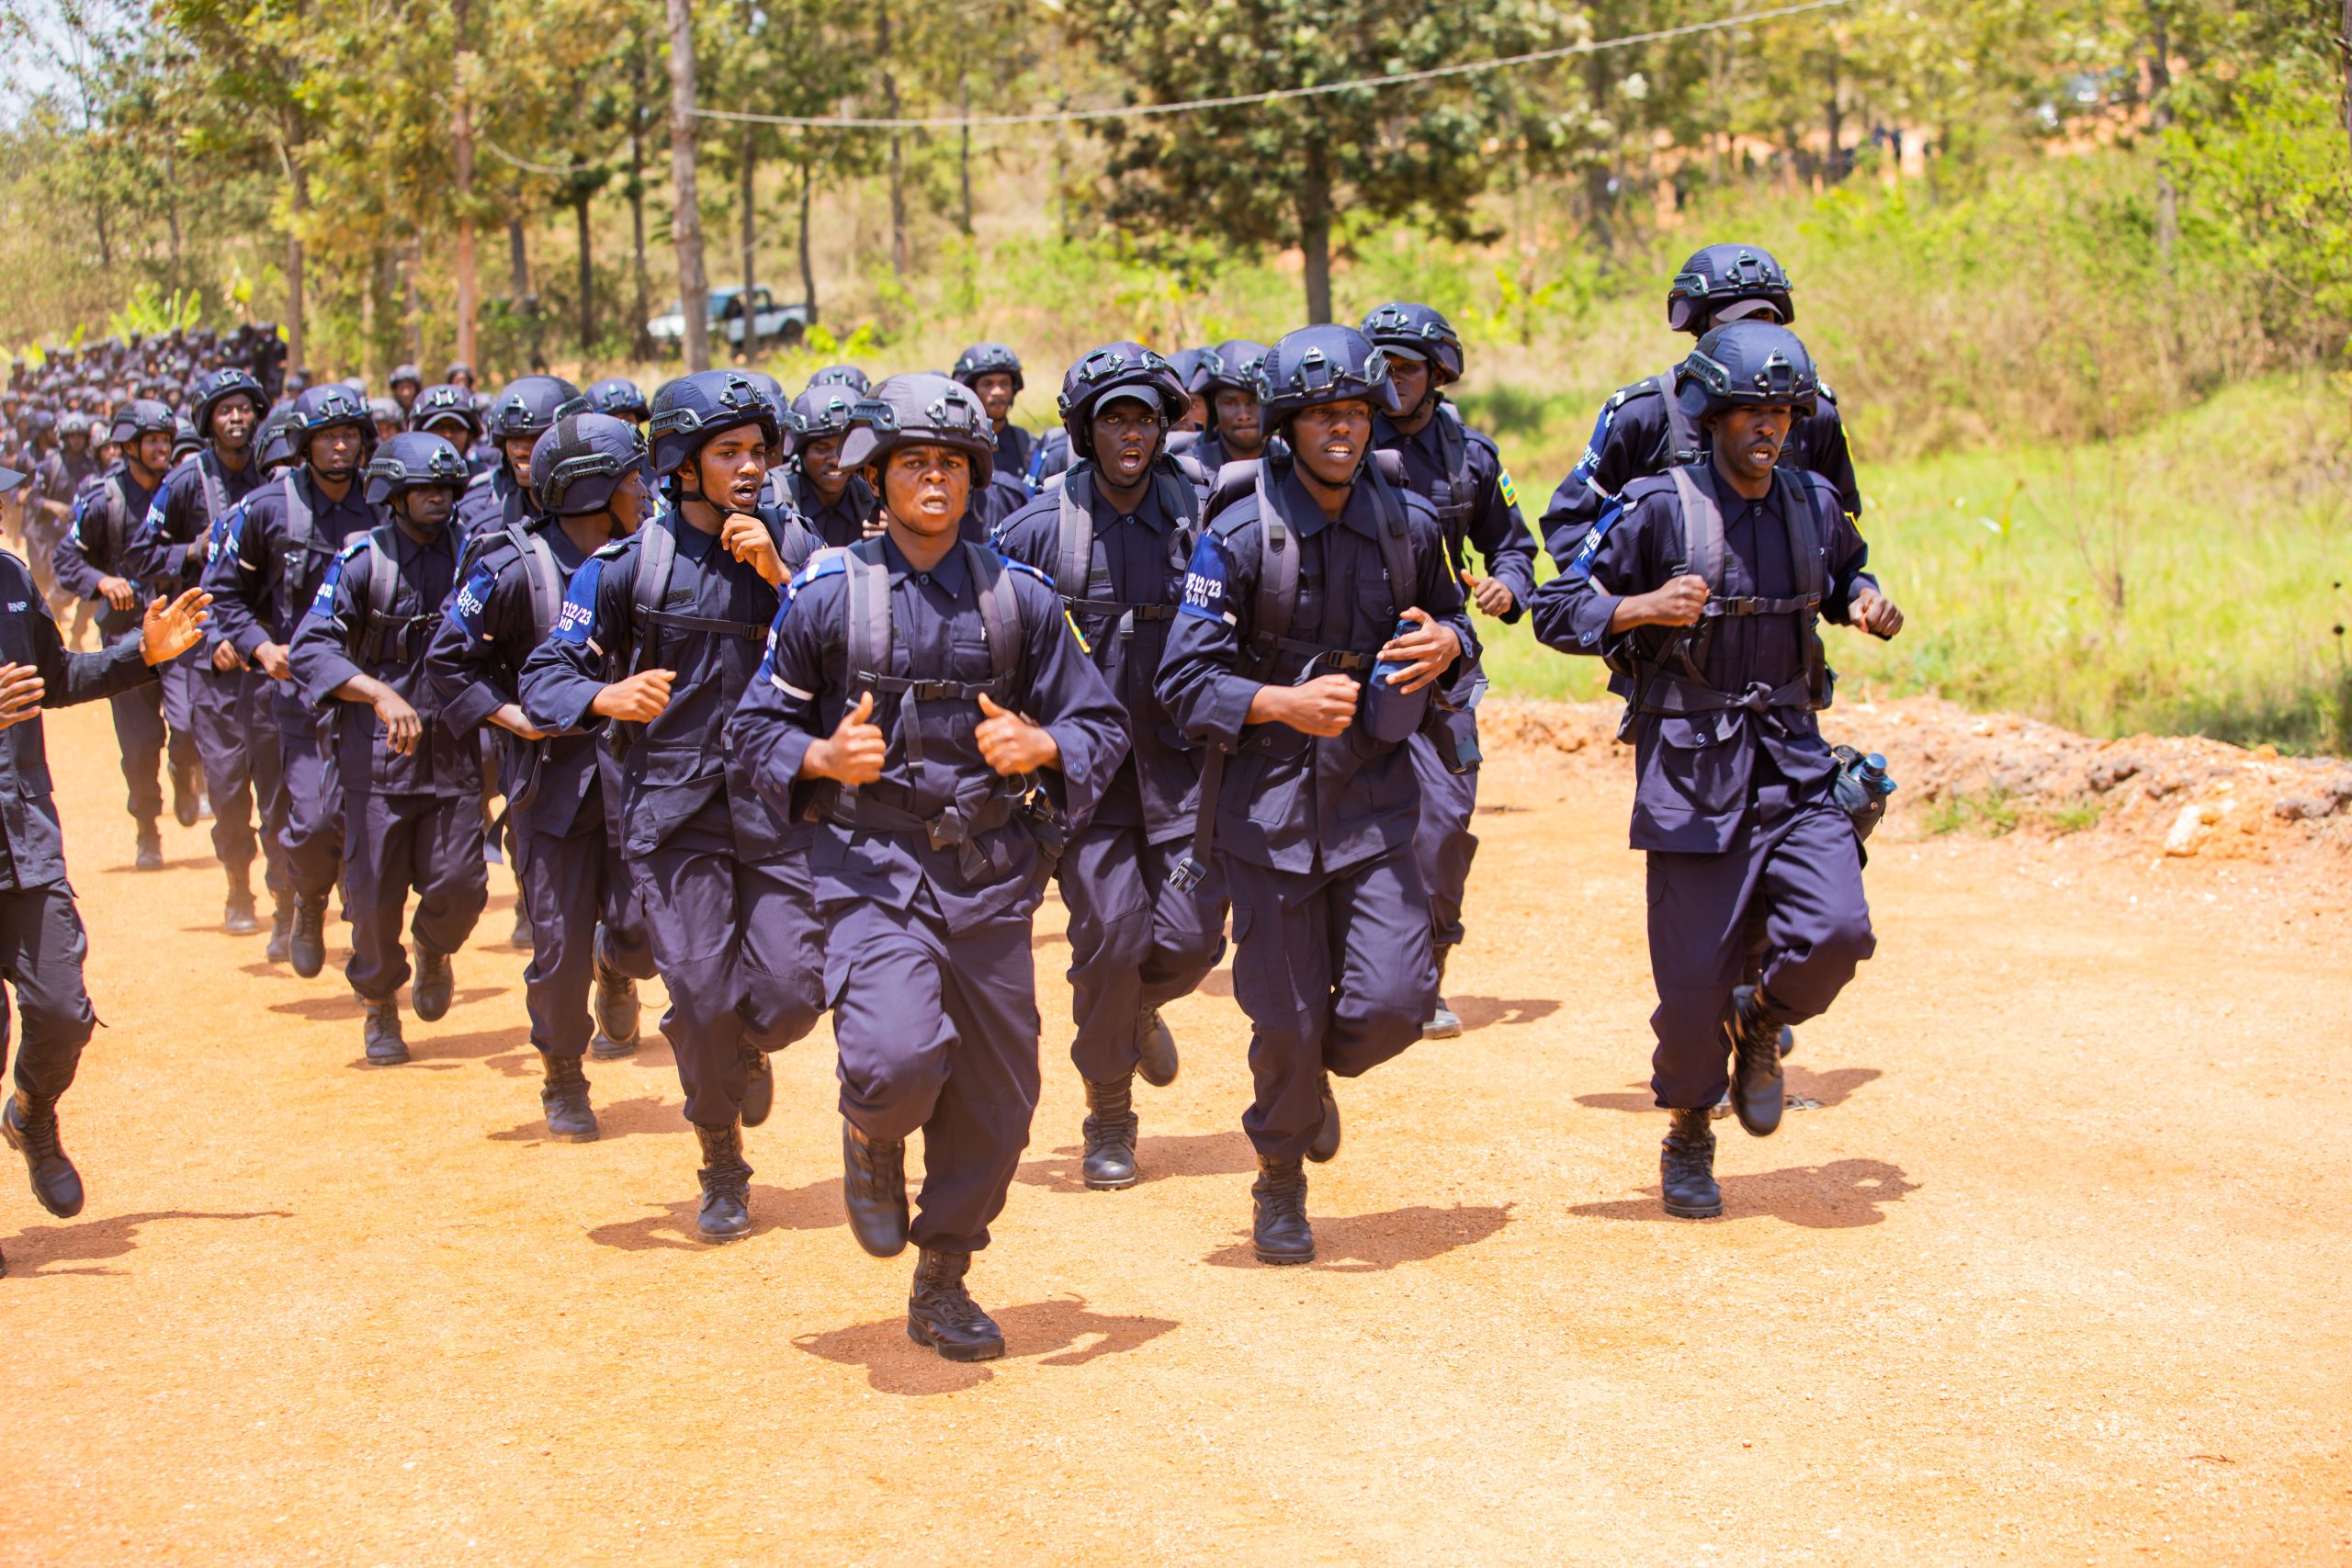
[3,697,2348,1565]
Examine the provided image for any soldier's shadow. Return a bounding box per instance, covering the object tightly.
[583,1178,844,1251]
[796,1294,1180,1395]
[1449,996,1562,1031]
[273,986,507,1023]
[1016,1129,1259,1193]
[485,1094,682,1145]
[1574,1066,1883,1115]
[1204,1201,1512,1273]
[104,854,215,874]
[1,1208,291,1279]
[1568,1157,1918,1228]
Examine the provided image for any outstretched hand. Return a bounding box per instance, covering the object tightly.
[141,589,213,666]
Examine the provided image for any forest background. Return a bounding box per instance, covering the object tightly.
[2,0,2349,760]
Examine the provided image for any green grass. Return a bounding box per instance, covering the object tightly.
[1471,375,2352,753]
[1925,789,2023,838]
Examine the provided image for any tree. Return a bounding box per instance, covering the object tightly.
[665,0,712,370]
[1073,0,1566,322]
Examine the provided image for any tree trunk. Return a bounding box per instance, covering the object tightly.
[958,74,974,237]
[361,250,379,380]
[666,0,712,371]
[740,122,761,359]
[1583,50,1614,252]
[405,235,424,364]
[2341,0,2352,170]
[878,0,908,276]
[165,155,183,288]
[453,0,479,370]
[2148,2,2178,273]
[797,155,817,319]
[1297,137,1332,325]
[1824,47,1844,184]
[576,190,595,354]
[629,19,655,359]
[286,154,310,374]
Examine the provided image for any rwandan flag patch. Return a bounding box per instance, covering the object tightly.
[1498,470,1519,510]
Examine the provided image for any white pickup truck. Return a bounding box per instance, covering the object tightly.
[646,287,809,349]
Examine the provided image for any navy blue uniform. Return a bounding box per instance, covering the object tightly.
[426,521,656,1060]
[729,534,1127,1253]
[993,468,1228,1083]
[1371,402,1537,954]
[1530,463,1880,1108]
[1537,374,1861,568]
[203,468,384,900]
[517,511,824,1129]
[53,467,199,830]
[130,452,275,892]
[990,423,1038,486]
[776,470,872,549]
[455,464,539,541]
[1155,462,1473,1162]
[0,551,158,1100]
[26,448,93,611]
[288,523,487,1001]
[964,469,1032,543]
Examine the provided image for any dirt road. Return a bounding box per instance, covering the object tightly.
[3,699,2347,1565]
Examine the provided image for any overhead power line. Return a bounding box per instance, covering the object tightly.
[481,138,596,176]
[691,0,1860,131]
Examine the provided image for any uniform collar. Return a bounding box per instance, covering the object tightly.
[879,530,970,598]
[1079,464,1173,531]
[1272,460,1381,541]
[1699,458,1784,521]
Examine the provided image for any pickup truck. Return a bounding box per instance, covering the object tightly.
[645,287,809,349]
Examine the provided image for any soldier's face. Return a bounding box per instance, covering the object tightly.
[1212,388,1261,451]
[503,434,540,482]
[1709,403,1794,485]
[693,423,770,513]
[1177,392,1207,434]
[1089,397,1161,490]
[309,424,363,479]
[877,444,972,537]
[1289,400,1372,489]
[211,397,258,450]
[972,373,1016,424]
[401,485,458,532]
[131,431,175,474]
[1383,353,1431,413]
[607,470,651,534]
[801,433,848,497]
[392,380,421,410]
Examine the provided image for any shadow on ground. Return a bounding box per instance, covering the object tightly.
[0,1209,291,1279]
[585,1178,844,1251]
[1017,1129,1260,1193]
[796,1294,1179,1395]
[1568,1158,1918,1228]
[486,1093,683,1145]
[1451,996,1562,1031]
[1574,1066,1883,1115]
[1205,1202,1512,1273]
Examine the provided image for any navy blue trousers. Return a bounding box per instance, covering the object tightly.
[0,886,96,1101]
[340,790,489,1001]
[1225,844,1435,1163]
[277,692,343,903]
[1645,796,1876,1109]
[828,896,1039,1256]
[191,666,288,897]
[514,808,654,1059]
[1055,821,1227,1082]
[628,844,823,1128]
[108,654,200,828]
[1408,723,1480,950]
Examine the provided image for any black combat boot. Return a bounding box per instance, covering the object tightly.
[173,763,201,828]
[362,997,408,1066]
[288,895,328,978]
[133,822,164,872]
[1423,944,1463,1039]
[1306,1071,1341,1164]
[589,931,640,1058]
[906,1247,1004,1362]
[508,899,533,951]
[1660,1107,1723,1218]
[739,1044,775,1129]
[1080,1072,1139,1190]
[1724,985,1785,1138]
[3,1091,85,1218]
[539,1053,598,1143]
[223,864,261,936]
[694,1121,752,1242]
[266,897,295,965]
[1251,1156,1315,1265]
[1136,1008,1180,1089]
[841,1120,910,1258]
[411,944,455,1023]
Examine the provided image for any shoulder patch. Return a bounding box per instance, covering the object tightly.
[1816,380,1838,405]
[591,539,630,561]
[997,555,1054,590]
[335,536,371,562]
[784,550,848,607]
[1608,379,1662,409]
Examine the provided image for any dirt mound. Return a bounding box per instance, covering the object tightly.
[1481,694,2352,868]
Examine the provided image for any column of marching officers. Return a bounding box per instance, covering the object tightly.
[0,242,1904,1361]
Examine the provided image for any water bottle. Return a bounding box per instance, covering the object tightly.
[1363,616,1430,745]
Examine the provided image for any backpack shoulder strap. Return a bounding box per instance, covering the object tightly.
[1251,463,1296,645]
[1657,371,1704,466]
[1204,457,1259,526]
[1778,468,1826,602]
[282,470,313,551]
[1665,466,1725,591]
[366,525,402,618]
[1055,469,1097,603]
[628,519,677,671]
[967,543,1023,688]
[842,536,892,690]
[505,521,565,643]
[1365,468,1419,619]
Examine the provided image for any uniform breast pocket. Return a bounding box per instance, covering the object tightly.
[1649,714,1746,820]
[946,637,997,734]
